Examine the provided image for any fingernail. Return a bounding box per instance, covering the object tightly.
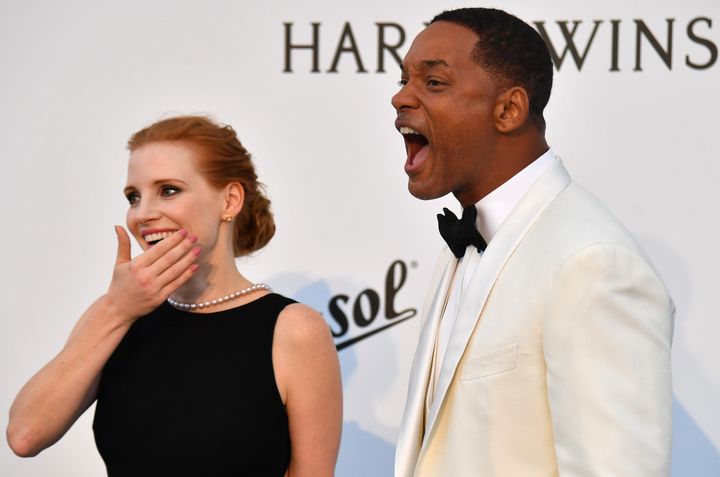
[190,264,199,272]
[193,246,202,256]
[189,235,198,243]
[179,229,188,238]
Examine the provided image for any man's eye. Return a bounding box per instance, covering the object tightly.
[428,79,443,87]
[161,186,180,197]
[126,192,140,206]
[398,79,408,87]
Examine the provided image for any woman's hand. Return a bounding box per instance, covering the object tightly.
[105,226,200,323]
[6,226,202,457]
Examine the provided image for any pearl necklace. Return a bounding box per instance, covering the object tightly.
[167,283,272,311]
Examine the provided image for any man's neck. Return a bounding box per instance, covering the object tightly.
[455,137,549,207]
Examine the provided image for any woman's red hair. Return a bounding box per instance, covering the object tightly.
[128,115,275,256]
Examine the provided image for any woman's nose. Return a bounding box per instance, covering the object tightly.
[133,198,161,224]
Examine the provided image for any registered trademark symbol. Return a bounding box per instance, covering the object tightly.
[410,260,418,268]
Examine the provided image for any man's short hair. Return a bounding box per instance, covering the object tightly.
[432,8,553,122]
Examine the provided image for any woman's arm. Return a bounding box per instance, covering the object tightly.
[6,227,200,457]
[7,297,131,457]
[274,304,342,477]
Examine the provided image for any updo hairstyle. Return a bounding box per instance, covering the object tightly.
[127,115,275,256]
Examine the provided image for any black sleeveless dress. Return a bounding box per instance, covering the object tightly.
[93,293,295,477]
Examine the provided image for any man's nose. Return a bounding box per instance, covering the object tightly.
[391,83,418,112]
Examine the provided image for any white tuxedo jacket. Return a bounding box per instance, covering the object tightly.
[395,158,674,477]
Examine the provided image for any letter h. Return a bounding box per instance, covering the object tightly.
[283,22,320,73]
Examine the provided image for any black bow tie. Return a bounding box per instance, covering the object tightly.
[437,206,487,258]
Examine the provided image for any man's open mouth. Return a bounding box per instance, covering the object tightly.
[400,126,429,168]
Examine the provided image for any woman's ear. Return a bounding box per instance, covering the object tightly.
[223,182,245,218]
[494,86,530,133]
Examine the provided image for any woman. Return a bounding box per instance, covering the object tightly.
[7,115,342,476]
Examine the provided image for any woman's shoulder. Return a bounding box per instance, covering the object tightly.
[271,297,340,412]
[274,299,332,348]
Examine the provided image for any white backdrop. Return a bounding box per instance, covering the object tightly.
[1,1,718,476]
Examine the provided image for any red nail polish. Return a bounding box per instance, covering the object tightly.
[179,229,188,237]
[193,246,202,256]
[189,235,198,243]
[190,264,199,272]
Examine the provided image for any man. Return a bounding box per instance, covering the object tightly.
[392,8,674,477]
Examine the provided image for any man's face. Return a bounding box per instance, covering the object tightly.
[391,21,501,205]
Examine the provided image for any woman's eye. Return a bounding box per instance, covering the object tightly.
[398,79,408,87]
[160,186,180,197]
[126,192,140,206]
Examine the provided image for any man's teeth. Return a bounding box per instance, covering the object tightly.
[400,126,421,135]
[144,231,175,243]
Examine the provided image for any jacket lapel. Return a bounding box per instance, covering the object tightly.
[395,248,457,477]
[419,157,572,458]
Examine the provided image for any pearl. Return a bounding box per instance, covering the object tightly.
[167,283,272,311]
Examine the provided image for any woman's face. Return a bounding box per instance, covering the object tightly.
[124,141,227,254]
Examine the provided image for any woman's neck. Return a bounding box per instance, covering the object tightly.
[171,257,252,304]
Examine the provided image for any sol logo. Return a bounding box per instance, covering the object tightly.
[328,259,417,350]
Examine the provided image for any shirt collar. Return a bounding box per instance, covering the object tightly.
[474,148,556,243]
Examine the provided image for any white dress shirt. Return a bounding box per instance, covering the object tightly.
[426,149,556,422]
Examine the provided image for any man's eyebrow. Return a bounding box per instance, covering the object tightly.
[421,59,450,69]
[401,58,451,74]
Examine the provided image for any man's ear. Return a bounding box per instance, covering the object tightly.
[223,182,245,217]
[494,86,530,133]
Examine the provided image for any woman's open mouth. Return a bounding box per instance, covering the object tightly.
[142,230,178,246]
